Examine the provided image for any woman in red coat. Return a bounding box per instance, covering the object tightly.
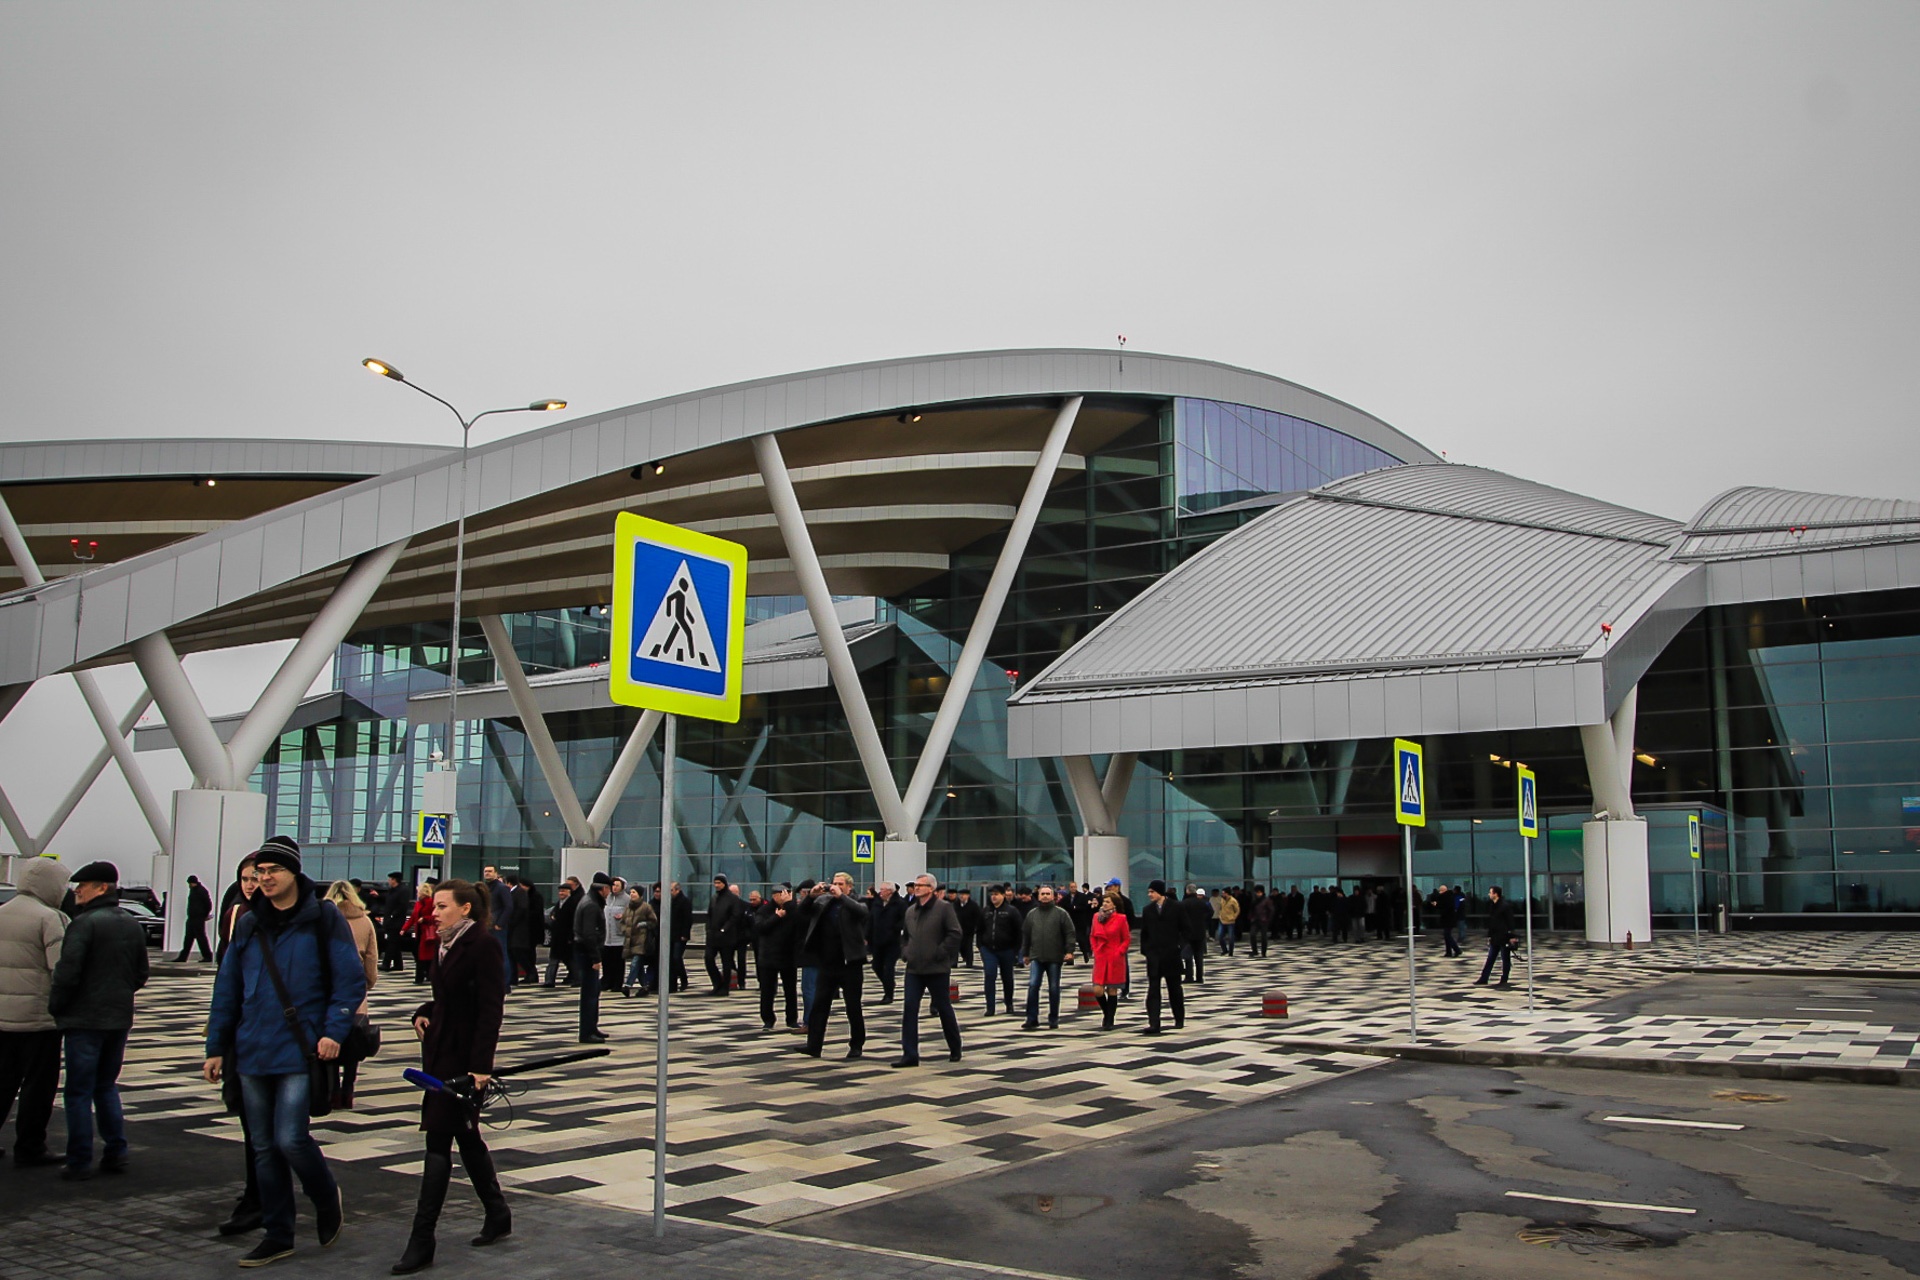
[393,878,508,1273]
[401,881,439,985]
[1088,891,1131,1030]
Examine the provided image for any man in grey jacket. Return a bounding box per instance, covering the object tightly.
[892,874,962,1068]
[0,857,69,1167]
[1018,885,1077,1031]
[48,860,148,1179]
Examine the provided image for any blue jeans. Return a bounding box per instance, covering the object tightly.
[982,948,1017,1014]
[240,1071,338,1246]
[900,971,960,1063]
[1024,960,1063,1027]
[624,954,652,990]
[62,1029,127,1170]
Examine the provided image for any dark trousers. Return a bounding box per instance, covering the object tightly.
[804,963,865,1053]
[1250,921,1270,956]
[759,963,798,1028]
[871,943,900,1001]
[240,1071,336,1248]
[576,946,603,1037]
[412,951,432,984]
[1478,936,1513,985]
[1181,941,1205,983]
[175,919,212,963]
[0,1028,61,1159]
[512,944,538,983]
[901,971,961,1063]
[705,940,737,993]
[544,946,575,985]
[600,945,622,992]
[63,1029,128,1169]
[1441,922,1461,957]
[981,948,1017,1014]
[670,937,690,990]
[493,926,515,989]
[1145,954,1185,1030]
[960,931,977,966]
[734,941,751,985]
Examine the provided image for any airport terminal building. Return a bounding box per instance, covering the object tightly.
[2,350,1916,944]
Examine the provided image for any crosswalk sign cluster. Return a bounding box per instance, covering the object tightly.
[852,830,875,864]
[1394,738,1425,828]
[416,812,450,855]
[610,512,747,722]
[1517,765,1539,839]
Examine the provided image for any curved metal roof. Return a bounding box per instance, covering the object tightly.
[0,348,1433,687]
[1673,486,1920,562]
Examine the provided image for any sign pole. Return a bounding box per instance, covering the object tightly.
[1516,765,1539,1013]
[1394,738,1424,1043]
[1522,834,1535,1011]
[1689,813,1702,971]
[1402,822,1418,1041]
[653,711,676,1239]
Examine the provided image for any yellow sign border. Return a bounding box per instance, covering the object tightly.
[1517,765,1539,838]
[609,512,748,722]
[416,811,450,855]
[852,830,875,864]
[1394,737,1425,828]
[1688,813,1702,859]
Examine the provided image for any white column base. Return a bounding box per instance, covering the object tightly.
[558,845,606,888]
[1074,835,1129,891]
[1582,818,1651,947]
[879,839,927,887]
[167,789,266,954]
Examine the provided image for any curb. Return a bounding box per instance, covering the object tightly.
[1645,965,1920,980]
[1272,1038,1920,1088]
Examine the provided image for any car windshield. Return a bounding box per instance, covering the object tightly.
[120,902,156,917]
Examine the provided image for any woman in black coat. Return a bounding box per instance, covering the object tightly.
[392,879,509,1274]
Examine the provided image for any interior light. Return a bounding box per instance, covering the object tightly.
[896,411,923,424]
[1634,752,1657,766]
[653,462,665,476]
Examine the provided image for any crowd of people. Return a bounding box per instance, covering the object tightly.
[0,839,1527,1271]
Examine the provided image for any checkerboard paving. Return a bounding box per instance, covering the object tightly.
[113,928,1908,1228]
[1649,930,1920,973]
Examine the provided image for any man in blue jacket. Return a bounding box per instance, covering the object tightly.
[202,837,365,1268]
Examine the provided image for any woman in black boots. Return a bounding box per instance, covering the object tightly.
[393,879,510,1274]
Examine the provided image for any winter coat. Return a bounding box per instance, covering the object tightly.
[0,858,68,1033]
[706,888,745,948]
[1487,897,1517,943]
[338,898,379,991]
[572,889,609,953]
[900,895,961,975]
[978,900,1022,953]
[798,891,869,967]
[1019,903,1076,964]
[404,897,438,961]
[753,899,799,969]
[508,885,533,948]
[487,879,515,935]
[1178,895,1212,945]
[1089,911,1131,986]
[622,899,658,959]
[670,891,694,941]
[548,893,577,951]
[203,879,366,1077]
[48,890,149,1032]
[1217,894,1241,925]
[184,881,213,925]
[415,924,505,1135]
[1136,897,1184,960]
[866,894,907,951]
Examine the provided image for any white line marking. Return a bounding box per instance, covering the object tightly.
[1505,1190,1697,1215]
[1795,1007,1873,1014]
[1602,1115,1745,1131]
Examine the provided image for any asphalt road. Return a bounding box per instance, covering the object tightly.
[1588,971,1920,1027]
[796,1058,1920,1279]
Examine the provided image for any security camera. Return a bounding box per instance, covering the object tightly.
[429,749,445,764]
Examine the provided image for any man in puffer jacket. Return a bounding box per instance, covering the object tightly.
[202,839,364,1266]
[0,857,70,1167]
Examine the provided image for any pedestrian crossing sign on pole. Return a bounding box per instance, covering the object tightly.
[416,812,450,856]
[852,830,875,864]
[1688,814,1701,860]
[1394,738,1425,828]
[1517,765,1539,839]
[609,512,748,722]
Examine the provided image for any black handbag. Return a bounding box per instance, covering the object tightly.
[341,1011,381,1064]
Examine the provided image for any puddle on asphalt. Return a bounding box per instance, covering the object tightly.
[1711,1089,1789,1103]
[1517,1222,1673,1254]
[1005,1193,1113,1220]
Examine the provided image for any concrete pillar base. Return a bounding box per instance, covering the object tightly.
[1583,818,1651,946]
[1074,835,1129,891]
[168,789,266,954]
[558,845,607,888]
[879,839,927,887]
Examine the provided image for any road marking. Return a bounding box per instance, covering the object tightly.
[1795,1007,1874,1014]
[1505,1191,1696,1216]
[1602,1114,1745,1131]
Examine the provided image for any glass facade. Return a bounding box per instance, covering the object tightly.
[1173,397,1400,515]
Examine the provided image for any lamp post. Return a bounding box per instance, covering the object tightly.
[363,359,564,780]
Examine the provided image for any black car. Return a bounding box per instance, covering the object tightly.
[119,900,165,947]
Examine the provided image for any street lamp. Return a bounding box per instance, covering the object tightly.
[363,358,565,778]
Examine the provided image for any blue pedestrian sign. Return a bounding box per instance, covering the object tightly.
[610,513,747,722]
[1688,814,1702,860]
[852,830,875,864]
[1517,765,1539,839]
[416,812,450,856]
[1394,738,1425,828]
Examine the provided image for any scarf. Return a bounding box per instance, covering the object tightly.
[437,917,475,961]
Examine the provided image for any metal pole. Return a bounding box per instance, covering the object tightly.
[1403,824,1418,1041]
[1691,854,1701,970]
[444,419,473,779]
[1523,835,1535,1011]
[652,712,677,1239]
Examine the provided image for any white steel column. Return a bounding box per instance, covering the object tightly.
[1066,751,1134,890]
[1101,752,1138,821]
[11,692,154,856]
[0,784,35,858]
[585,708,663,842]
[1579,684,1650,945]
[130,631,235,790]
[1064,755,1113,834]
[900,396,1083,832]
[478,614,594,847]
[753,432,911,838]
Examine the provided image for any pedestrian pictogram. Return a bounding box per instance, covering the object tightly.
[416,812,450,855]
[609,513,747,722]
[852,830,875,864]
[1394,738,1425,828]
[1517,765,1539,839]
[1688,814,1701,860]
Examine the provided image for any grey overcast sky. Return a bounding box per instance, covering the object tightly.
[2,2,1917,868]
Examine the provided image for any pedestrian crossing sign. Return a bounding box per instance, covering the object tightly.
[416,812,450,855]
[609,512,747,722]
[1517,765,1539,839]
[852,830,875,864]
[1394,738,1425,828]
[1688,814,1701,859]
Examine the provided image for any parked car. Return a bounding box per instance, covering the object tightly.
[119,886,163,914]
[119,900,164,947]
